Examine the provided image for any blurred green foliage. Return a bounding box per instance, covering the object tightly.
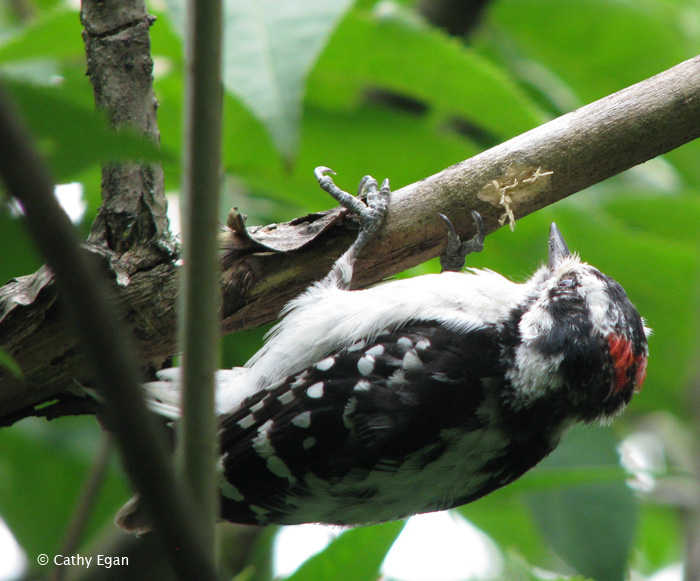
[0,0,697,579]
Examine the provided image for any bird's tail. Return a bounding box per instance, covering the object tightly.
[116,366,251,534]
[142,366,252,419]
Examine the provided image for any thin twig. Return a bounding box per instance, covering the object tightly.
[52,432,113,581]
[176,0,223,561]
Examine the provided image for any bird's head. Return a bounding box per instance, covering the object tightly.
[511,224,649,421]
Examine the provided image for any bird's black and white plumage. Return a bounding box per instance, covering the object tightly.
[117,168,649,530]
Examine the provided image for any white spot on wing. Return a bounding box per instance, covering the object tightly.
[306,382,324,399]
[354,380,371,392]
[402,350,423,372]
[358,356,375,376]
[415,339,431,351]
[291,411,311,428]
[315,357,335,371]
[278,390,295,405]
[250,399,266,413]
[220,480,244,501]
[365,344,385,357]
[238,414,256,430]
[250,419,296,483]
[252,419,275,458]
[245,268,530,391]
[267,455,296,483]
[397,337,413,351]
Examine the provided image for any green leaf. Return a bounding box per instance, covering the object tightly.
[0,418,129,563]
[500,551,542,581]
[501,550,592,581]
[459,488,548,566]
[0,58,62,85]
[308,6,544,139]
[222,94,483,213]
[0,8,82,64]
[3,80,174,181]
[664,139,700,186]
[164,0,354,160]
[284,521,404,581]
[0,209,42,282]
[484,0,697,105]
[154,4,545,207]
[525,426,638,581]
[157,61,483,214]
[478,0,700,183]
[634,504,682,574]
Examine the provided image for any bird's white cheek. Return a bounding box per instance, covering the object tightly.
[518,302,554,341]
[505,343,564,409]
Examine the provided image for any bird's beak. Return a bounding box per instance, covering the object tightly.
[548,223,570,269]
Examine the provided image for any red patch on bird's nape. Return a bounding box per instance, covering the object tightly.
[608,333,647,394]
[607,333,646,395]
[633,355,647,393]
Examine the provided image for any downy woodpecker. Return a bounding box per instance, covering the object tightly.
[117,167,649,530]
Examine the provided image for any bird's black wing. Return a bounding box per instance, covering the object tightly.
[217,321,507,524]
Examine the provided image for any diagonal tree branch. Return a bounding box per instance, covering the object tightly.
[0,55,699,424]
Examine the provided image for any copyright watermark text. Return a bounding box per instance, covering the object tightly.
[36,553,128,569]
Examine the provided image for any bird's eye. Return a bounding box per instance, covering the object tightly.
[558,277,576,289]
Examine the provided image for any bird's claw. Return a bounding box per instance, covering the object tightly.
[439,211,484,272]
[314,166,390,240]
